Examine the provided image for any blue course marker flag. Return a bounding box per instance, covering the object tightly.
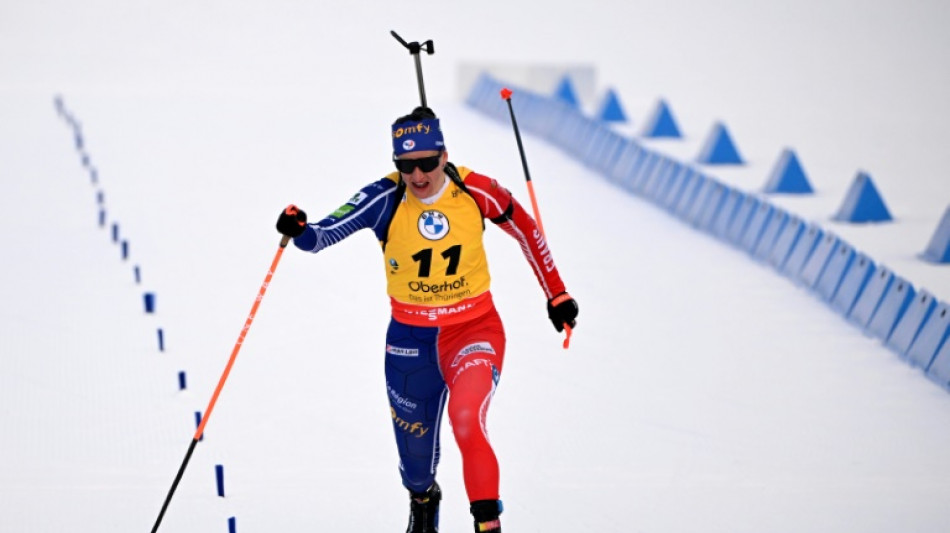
[921,206,950,263]
[597,88,627,123]
[763,148,814,194]
[696,122,744,165]
[216,464,225,497]
[641,99,682,138]
[554,75,580,108]
[832,171,892,223]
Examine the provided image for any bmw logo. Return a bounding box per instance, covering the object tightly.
[418,210,449,240]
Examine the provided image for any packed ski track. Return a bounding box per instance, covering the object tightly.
[2,2,950,532]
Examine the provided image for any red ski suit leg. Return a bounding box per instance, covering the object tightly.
[437,307,506,503]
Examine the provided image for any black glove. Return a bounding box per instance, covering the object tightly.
[276,204,308,238]
[547,292,578,332]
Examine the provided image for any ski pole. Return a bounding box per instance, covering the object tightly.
[390,30,435,108]
[150,234,292,533]
[499,87,572,349]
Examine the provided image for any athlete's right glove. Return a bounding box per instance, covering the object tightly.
[276,204,308,238]
[547,292,578,333]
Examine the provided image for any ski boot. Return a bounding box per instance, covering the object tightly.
[470,499,503,533]
[406,481,441,533]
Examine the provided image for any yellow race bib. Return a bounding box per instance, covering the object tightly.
[382,169,491,308]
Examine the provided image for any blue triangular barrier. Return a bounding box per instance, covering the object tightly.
[781,223,822,279]
[830,252,875,317]
[907,301,950,369]
[554,76,580,108]
[739,202,775,254]
[848,265,893,328]
[641,99,682,138]
[597,88,627,123]
[887,290,937,356]
[767,215,804,270]
[696,122,743,165]
[753,209,789,262]
[799,232,839,289]
[832,171,892,222]
[921,206,950,263]
[711,188,743,239]
[725,195,759,245]
[866,276,915,342]
[696,180,728,231]
[674,173,708,220]
[926,337,950,389]
[763,148,814,194]
[815,240,855,302]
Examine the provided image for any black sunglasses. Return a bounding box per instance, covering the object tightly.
[394,153,442,174]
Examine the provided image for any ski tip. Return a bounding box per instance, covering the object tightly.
[500,88,513,100]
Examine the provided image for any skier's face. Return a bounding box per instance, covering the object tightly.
[397,150,447,200]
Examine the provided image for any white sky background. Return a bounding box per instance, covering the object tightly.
[2,1,950,532]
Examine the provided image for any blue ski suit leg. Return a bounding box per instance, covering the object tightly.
[384,319,447,493]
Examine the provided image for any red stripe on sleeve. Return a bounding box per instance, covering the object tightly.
[464,172,567,300]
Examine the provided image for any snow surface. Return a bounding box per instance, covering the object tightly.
[2,1,950,532]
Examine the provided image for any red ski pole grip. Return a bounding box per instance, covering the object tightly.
[500,88,513,100]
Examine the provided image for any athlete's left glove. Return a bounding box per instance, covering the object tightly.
[547,292,578,333]
[276,204,308,238]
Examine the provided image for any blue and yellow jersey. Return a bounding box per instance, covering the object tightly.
[293,164,566,326]
[381,167,494,325]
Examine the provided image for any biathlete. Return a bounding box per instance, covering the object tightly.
[276,106,578,533]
